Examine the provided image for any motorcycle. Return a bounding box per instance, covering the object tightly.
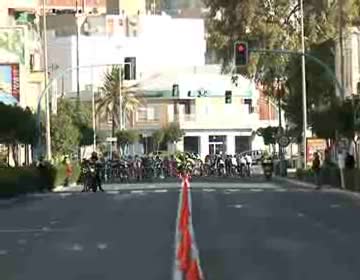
[84,165,98,192]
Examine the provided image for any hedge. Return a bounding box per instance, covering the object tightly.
[0,162,81,198]
[295,166,360,191]
[0,164,57,198]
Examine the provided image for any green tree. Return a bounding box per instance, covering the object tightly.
[163,122,185,144]
[96,66,141,137]
[0,104,37,166]
[56,99,94,147]
[51,110,80,159]
[116,129,139,155]
[256,126,278,150]
[204,0,358,134]
[152,129,165,152]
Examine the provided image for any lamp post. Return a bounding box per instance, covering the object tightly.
[300,0,308,168]
[42,0,51,161]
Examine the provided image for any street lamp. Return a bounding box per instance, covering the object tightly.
[300,0,308,168]
[42,0,51,161]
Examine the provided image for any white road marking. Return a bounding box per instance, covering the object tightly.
[107,191,119,195]
[203,189,215,192]
[229,204,244,209]
[330,204,341,208]
[153,189,168,193]
[131,190,144,194]
[297,213,304,217]
[59,193,72,198]
[0,228,73,234]
[50,220,59,225]
[0,250,8,255]
[67,243,83,252]
[274,188,287,192]
[250,189,263,192]
[224,189,240,194]
[97,243,108,250]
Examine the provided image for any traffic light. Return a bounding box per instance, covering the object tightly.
[124,57,136,80]
[225,90,232,104]
[234,41,249,66]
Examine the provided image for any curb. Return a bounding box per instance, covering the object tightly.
[274,176,360,200]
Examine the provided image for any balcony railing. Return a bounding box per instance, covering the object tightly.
[175,114,196,122]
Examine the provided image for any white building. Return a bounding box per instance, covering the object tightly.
[131,66,276,159]
[46,13,206,95]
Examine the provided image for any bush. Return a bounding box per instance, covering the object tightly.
[0,164,57,198]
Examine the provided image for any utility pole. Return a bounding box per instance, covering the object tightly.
[119,65,123,131]
[75,0,81,109]
[300,0,308,168]
[339,0,345,98]
[42,0,51,161]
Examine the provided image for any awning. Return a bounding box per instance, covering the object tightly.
[0,93,19,106]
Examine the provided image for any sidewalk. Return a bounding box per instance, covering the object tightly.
[275,175,360,200]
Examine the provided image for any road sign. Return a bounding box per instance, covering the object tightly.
[278,135,290,147]
[106,137,117,142]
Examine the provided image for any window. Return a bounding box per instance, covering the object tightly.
[147,107,155,120]
[137,107,147,121]
[136,106,160,121]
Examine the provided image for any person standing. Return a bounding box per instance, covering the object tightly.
[312,152,321,190]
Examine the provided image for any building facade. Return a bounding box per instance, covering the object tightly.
[46,13,206,95]
[131,70,278,159]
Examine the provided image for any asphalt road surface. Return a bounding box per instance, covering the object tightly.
[0,189,179,280]
[1,178,360,280]
[191,182,360,280]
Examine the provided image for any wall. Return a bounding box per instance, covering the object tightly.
[179,96,258,130]
[46,15,206,94]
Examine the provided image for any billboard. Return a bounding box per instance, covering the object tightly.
[0,64,20,102]
[306,138,327,166]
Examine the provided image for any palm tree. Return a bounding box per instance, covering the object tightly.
[96,65,141,136]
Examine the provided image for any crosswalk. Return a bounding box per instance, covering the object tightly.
[18,185,310,200]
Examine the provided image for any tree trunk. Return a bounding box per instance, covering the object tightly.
[11,143,19,167]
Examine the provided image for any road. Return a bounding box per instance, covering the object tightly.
[191,180,360,280]
[1,178,360,280]
[0,188,179,280]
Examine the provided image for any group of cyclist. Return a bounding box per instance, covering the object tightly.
[79,150,275,191]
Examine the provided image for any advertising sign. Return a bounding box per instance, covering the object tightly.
[0,64,20,102]
[306,138,327,166]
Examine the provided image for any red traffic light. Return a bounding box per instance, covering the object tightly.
[237,44,246,52]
